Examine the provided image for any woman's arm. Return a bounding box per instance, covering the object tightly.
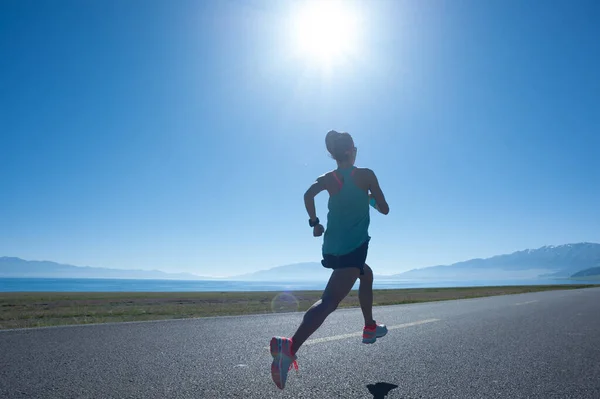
[367,169,389,215]
[304,175,326,236]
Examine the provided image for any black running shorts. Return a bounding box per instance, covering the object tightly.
[321,240,369,275]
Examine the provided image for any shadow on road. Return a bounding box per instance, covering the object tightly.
[367,382,399,398]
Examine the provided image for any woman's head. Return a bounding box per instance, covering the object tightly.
[325,130,356,165]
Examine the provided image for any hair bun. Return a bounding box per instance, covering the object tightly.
[325,130,340,154]
[325,130,354,162]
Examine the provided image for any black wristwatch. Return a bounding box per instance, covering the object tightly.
[309,217,320,227]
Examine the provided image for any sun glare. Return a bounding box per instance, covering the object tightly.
[292,0,361,68]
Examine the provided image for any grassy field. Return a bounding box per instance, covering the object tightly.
[1,284,596,330]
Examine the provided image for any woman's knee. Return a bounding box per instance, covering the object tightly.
[360,264,374,282]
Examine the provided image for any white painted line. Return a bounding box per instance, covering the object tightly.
[514,300,538,306]
[302,318,441,346]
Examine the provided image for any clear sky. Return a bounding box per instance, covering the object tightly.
[1,0,599,277]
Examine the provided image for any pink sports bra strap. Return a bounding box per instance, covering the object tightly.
[332,172,343,189]
[333,168,357,188]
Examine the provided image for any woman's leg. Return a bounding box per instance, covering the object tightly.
[358,263,375,326]
[291,267,360,354]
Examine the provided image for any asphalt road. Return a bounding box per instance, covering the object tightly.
[1,287,599,398]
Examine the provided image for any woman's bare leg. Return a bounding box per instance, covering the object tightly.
[358,264,375,326]
[291,268,360,354]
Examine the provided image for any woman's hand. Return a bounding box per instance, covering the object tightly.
[313,224,325,237]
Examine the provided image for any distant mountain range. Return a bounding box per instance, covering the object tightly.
[231,262,331,281]
[571,266,600,278]
[386,243,600,280]
[0,257,209,280]
[231,242,600,281]
[3,243,600,281]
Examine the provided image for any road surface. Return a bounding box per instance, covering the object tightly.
[1,287,599,398]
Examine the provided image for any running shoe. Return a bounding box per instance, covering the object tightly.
[270,337,298,389]
[362,321,388,344]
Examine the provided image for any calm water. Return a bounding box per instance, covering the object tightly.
[1,277,597,292]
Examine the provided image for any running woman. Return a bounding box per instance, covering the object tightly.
[270,130,390,390]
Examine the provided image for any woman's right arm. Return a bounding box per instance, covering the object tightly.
[304,175,327,236]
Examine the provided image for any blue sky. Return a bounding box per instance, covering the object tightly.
[1,0,599,277]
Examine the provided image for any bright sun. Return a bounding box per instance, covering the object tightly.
[291,0,361,67]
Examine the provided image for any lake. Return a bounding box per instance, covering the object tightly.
[1,277,597,292]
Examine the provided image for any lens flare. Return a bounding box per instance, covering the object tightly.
[270,292,299,313]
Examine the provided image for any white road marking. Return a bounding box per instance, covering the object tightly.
[302,318,441,346]
[265,318,441,350]
[514,300,539,306]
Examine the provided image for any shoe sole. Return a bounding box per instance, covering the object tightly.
[270,337,279,358]
[270,337,284,389]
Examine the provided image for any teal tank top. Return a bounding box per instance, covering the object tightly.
[322,166,371,256]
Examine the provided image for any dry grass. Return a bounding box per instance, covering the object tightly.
[1,284,595,330]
